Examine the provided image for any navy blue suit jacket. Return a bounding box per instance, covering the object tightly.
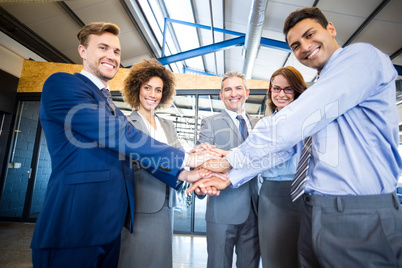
[31,72,185,249]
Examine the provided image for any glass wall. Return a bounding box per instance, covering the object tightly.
[148,91,266,233]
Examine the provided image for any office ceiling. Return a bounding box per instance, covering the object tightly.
[0,0,401,84]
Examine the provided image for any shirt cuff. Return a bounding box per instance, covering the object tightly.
[181,153,190,169]
[226,149,247,169]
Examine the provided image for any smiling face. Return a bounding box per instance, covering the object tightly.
[138,76,163,113]
[287,18,339,73]
[79,32,121,87]
[220,76,250,114]
[270,74,295,111]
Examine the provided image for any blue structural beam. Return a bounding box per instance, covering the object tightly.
[260,37,291,52]
[165,18,244,37]
[158,36,245,65]
[183,67,216,76]
[159,18,402,75]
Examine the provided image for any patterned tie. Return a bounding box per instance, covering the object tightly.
[290,136,312,202]
[101,88,116,116]
[236,115,249,141]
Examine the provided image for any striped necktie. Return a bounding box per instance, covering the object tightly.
[101,88,116,116]
[236,115,248,141]
[290,136,312,202]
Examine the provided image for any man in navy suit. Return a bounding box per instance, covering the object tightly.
[31,22,208,268]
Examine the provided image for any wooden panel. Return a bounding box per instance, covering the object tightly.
[17,60,268,93]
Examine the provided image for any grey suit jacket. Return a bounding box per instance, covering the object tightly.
[128,111,183,213]
[197,110,259,224]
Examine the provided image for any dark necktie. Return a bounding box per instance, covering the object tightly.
[290,136,312,202]
[101,88,116,116]
[236,115,249,141]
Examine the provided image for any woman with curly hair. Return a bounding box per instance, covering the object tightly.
[118,59,182,268]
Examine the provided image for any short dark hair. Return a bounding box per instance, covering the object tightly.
[123,59,176,110]
[283,7,328,44]
[266,66,307,115]
[77,22,120,47]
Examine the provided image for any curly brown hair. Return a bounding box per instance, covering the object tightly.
[266,66,307,115]
[123,59,176,110]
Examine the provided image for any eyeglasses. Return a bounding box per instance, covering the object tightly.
[270,86,294,94]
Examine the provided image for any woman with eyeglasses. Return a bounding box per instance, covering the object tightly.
[197,66,308,267]
[259,66,308,268]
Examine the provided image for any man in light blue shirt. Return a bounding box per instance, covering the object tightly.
[188,7,402,267]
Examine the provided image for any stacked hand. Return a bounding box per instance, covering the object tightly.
[182,143,234,196]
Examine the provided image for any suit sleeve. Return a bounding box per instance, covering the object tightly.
[195,117,216,199]
[41,73,184,189]
[197,117,215,145]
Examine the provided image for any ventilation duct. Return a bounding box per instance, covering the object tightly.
[242,0,269,79]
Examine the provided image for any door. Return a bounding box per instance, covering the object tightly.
[0,100,50,222]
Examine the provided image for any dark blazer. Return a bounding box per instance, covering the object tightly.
[197,110,259,224]
[31,72,185,249]
[127,111,183,212]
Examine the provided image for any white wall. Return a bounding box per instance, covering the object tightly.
[0,31,46,78]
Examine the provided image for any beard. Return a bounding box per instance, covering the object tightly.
[87,59,118,82]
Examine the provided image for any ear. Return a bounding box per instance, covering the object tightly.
[245,88,250,99]
[327,22,337,37]
[78,44,86,60]
[219,91,223,100]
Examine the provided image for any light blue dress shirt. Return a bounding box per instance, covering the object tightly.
[227,113,300,183]
[227,43,402,196]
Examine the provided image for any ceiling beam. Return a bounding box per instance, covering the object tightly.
[342,0,390,47]
[0,7,73,63]
[158,36,245,65]
[190,0,208,73]
[260,37,290,52]
[120,0,159,58]
[390,47,402,60]
[58,2,85,28]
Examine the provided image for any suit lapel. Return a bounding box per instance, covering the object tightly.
[222,110,242,142]
[74,73,123,117]
[128,111,149,135]
[158,116,174,144]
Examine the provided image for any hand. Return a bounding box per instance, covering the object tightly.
[186,176,231,194]
[189,143,216,154]
[178,169,202,183]
[195,186,221,196]
[177,168,226,183]
[187,151,221,168]
[189,143,225,158]
[202,157,232,173]
[213,148,231,156]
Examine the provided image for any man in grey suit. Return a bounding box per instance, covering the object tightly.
[197,71,260,268]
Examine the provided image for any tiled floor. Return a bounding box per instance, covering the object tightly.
[0,222,258,268]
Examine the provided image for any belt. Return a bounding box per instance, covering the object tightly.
[303,192,400,212]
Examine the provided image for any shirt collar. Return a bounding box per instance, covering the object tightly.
[317,47,343,80]
[225,108,247,121]
[80,69,110,91]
